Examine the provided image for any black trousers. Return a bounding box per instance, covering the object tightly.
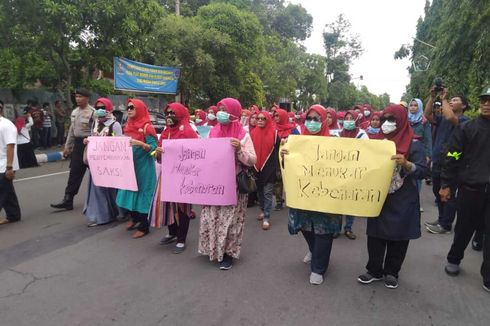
[366,236,410,278]
[168,210,191,244]
[447,187,490,285]
[301,230,333,275]
[65,138,87,197]
[56,122,65,145]
[432,175,457,230]
[0,173,21,222]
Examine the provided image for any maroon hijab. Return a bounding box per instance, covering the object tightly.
[382,104,414,156]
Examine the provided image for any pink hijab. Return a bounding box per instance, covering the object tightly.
[209,98,247,140]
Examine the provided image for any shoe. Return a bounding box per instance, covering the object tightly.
[357,273,382,284]
[0,218,19,225]
[132,230,149,239]
[303,252,312,264]
[483,284,490,293]
[126,221,137,231]
[262,220,270,230]
[472,239,483,251]
[445,263,460,276]
[384,275,399,289]
[257,213,264,221]
[173,243,185,254]
[344,230,356,240]
[309,272,324,285]
[426,224,451,234]
[87,223,98,227]
[274,203,283,211]
[160,235,177,245]
[332,232,340,239]
[50,195,73,210]
[420,207,424,213]
[219,254,233,270]
[424,219,439,227]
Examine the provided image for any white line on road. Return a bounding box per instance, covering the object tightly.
[14,171,70,183]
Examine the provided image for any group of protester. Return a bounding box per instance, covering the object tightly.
[1,84,489,292]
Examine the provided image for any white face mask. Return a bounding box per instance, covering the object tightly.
[207,113,216,121]
[381,121,397,134]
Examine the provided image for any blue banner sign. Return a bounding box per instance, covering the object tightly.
[114,57,180,94]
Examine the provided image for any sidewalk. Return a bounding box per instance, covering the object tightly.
[34,146,66,164]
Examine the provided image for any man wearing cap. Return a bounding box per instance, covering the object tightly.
[424,86,469,234]
[440,85,490,293]
[0,100,21,225]
[51,89,94,210]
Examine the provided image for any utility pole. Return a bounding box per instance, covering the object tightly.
[175,0,180,16]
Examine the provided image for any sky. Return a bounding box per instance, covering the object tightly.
[289,0,427,102]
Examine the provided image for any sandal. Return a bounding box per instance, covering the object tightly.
[344,230,357,240]
[257,213,264,221]
[126,221,137,231]
[132,230,149,239]
[0,218,11,225]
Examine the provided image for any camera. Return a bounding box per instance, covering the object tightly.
[433,77,444,92]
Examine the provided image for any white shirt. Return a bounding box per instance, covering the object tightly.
[0,116,20,172]
[17,116,34,145]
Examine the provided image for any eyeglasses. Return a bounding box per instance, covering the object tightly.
[127,105,135,111]
[166,111,176,116]
[305,116,321,122]
[95,106,106,111]
[480,96,490,104]
[256,117,267,121]
[381,116,396,123]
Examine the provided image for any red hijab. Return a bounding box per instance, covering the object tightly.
[209,98,247,140]
[383,104,414,156]
[94,98,114,112]
[251,111,276,171]
[206,105,218,126]
[248,106,260,132]
[194,109,207,126]
[161,103,198,142]
[275,108,296,138]
[367,111,384,139]
[326,107,340,129]
[340,110,361,138]
[124,99,157,142]
[301,105,330,136]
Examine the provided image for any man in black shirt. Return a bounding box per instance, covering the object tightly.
[440,85,490,293]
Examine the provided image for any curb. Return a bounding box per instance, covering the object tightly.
[36,152,66,164]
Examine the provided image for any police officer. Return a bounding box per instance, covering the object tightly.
[51,89,94,210]
[440,85,490,293]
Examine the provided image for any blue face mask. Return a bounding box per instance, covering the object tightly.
[95,109,106,118]
[367,126,380,134]
[343,120,356,130]
[305,120,322,134]
[217,111,230,124]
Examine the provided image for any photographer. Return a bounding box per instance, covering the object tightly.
[423,83,469,234]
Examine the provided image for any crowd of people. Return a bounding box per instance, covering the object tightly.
[0,85,489,292]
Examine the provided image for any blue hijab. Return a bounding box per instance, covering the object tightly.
[408,98,424,124]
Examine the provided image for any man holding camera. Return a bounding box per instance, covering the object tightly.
[0,100,21,225]
[424,84,469,234]
[439,85,490,292]
[50,89,94,210]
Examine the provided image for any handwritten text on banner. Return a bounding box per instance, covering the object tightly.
[87,136,138,191]
[160,138,237,206]
[281,135,396,217]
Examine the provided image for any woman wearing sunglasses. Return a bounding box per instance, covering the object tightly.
[198,98,256,270]
[150,103,198,253]
[116,99,158,239]
[281,105,342,285]
[251,111,280,230]
[83,98,123,227]
[357,104,428,289]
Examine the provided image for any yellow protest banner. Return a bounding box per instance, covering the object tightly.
[281,135,396,217]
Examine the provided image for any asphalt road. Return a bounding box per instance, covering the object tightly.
[0,161,488,326]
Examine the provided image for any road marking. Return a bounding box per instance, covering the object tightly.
[14,171,70,182]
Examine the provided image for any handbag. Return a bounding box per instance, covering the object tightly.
[236,166,257,194]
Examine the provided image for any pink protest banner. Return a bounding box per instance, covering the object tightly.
[86,136,138,191]
[160,137,237,206]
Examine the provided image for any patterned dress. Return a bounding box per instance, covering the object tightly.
[198,134,256,261]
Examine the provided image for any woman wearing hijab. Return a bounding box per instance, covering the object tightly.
[194,109,207,127]
[83,98,123,227]
[336,111,345,128]
[16,110,38,168]
[360,104,374,129]
[245,106,260,134]
[272,108,299,211]
[357,104,428,289]
[336,110,369,240]
[366,112,384,139]
[151,103,198,253]
[205,105,218,126]
[251,111,280,230]
[116,99,158,239]
[198,98,256,270]
[240,109,252,127]
[326,107,341,136]
[281,105,341,285]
